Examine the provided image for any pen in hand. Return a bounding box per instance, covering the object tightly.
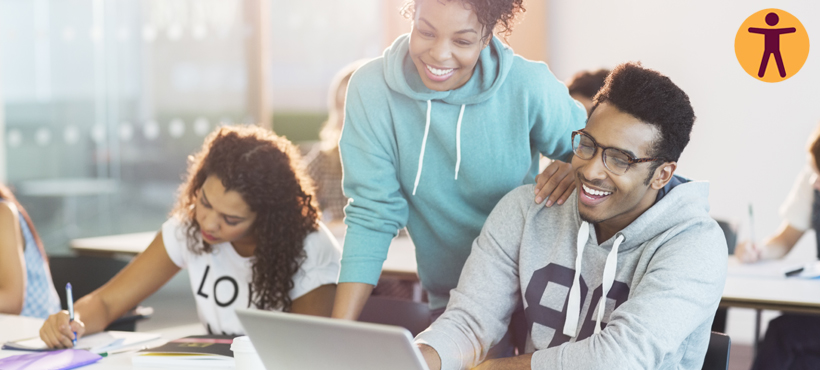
[66,283,77,347]
[748,204,755,243]
[748,203,760,260]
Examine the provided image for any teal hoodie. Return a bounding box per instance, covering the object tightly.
[339,34,587,309]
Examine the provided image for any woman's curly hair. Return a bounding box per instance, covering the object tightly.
[401,0,526,42]
[171,125,319,312]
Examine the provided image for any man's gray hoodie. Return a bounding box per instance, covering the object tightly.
[415,179,727,370]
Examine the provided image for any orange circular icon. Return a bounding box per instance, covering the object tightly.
[735,9,809,82]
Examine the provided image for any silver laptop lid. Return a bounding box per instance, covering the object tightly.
[236,308,430,370]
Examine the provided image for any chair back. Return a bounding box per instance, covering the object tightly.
[702,331,731,370]
[49,255,148,331]
[714,219,737,254]
[359,296,431,337]
[49,255,130,309]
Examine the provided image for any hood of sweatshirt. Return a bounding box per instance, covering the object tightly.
[382,34,514,106]
[381,34,517,195]
[562,175,708,337]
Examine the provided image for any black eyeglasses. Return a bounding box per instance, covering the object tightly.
[571,130,666,175]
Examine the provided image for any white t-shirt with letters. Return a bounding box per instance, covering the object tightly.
[162,216,341,335]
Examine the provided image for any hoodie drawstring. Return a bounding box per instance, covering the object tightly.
[412,100,433,196]
[595,234,624,334]
[455,104,465,180]
[412,101,466,195]
[562,222,589,337]
[563,221,625,338]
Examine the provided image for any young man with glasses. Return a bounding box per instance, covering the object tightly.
[415,62,727,370]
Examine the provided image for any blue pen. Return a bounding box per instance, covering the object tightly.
[66,283,77,346]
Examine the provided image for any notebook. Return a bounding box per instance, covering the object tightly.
[235,308,430,370]
[0,349,101,370]
[131,335,236,368]
[3,331,161,354]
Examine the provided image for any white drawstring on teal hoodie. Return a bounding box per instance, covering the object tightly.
[413,101,466,195]
[338,33,588,310]
[563,221,626,337]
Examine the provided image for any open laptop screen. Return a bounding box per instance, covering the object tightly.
[236,308,430,370]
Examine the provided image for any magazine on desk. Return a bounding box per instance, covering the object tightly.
[2,331,161,354]
[131,334,236,368]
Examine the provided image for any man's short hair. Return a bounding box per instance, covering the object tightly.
[591,62,695,180]
[567,69,610,100]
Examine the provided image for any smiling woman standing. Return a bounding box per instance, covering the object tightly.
[334,0,587,328]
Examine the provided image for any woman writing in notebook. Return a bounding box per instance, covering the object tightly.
[39,125,341,348]
[0,184,61,318]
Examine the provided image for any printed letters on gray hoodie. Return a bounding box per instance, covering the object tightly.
[415,180,727,370]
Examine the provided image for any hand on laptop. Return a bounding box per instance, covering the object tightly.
[418,344,441,370]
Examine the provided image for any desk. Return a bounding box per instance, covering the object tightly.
[71,230,418,275]
[70,231,156,256]
[0,314,205,369]
[721,275,820,314]
[71,227,422,298]
[721,256,820,352]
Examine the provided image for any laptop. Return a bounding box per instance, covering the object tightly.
[236,308,430,370]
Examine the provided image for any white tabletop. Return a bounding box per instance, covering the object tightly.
[721,256,820,314]
[0,314,205,369]
[71,227,419,277]
[70,232,157,255]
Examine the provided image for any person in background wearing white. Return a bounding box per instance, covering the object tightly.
[735,123,820,370]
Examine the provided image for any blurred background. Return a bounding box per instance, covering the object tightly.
[0,0,388,251]
[1,0,818,361]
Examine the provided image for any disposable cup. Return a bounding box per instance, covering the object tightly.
[231,336,265,370]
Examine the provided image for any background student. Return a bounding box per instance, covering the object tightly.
[305,60,417,300]
[333,0,587,329]
[305,60,367,225]
[735,124,820,263]
[39,125,341,348]
[735,123,820,370]
[0,184,61,318]
[566,68,610,115]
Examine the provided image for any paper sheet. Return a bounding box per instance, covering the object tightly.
[3,331,160,353]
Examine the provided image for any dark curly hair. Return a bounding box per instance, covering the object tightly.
[591,62,695,184]
[401,0,525,42]
[567,68,611,100]
[171,125,319,312]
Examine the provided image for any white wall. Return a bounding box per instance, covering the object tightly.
[549,0,820,244]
